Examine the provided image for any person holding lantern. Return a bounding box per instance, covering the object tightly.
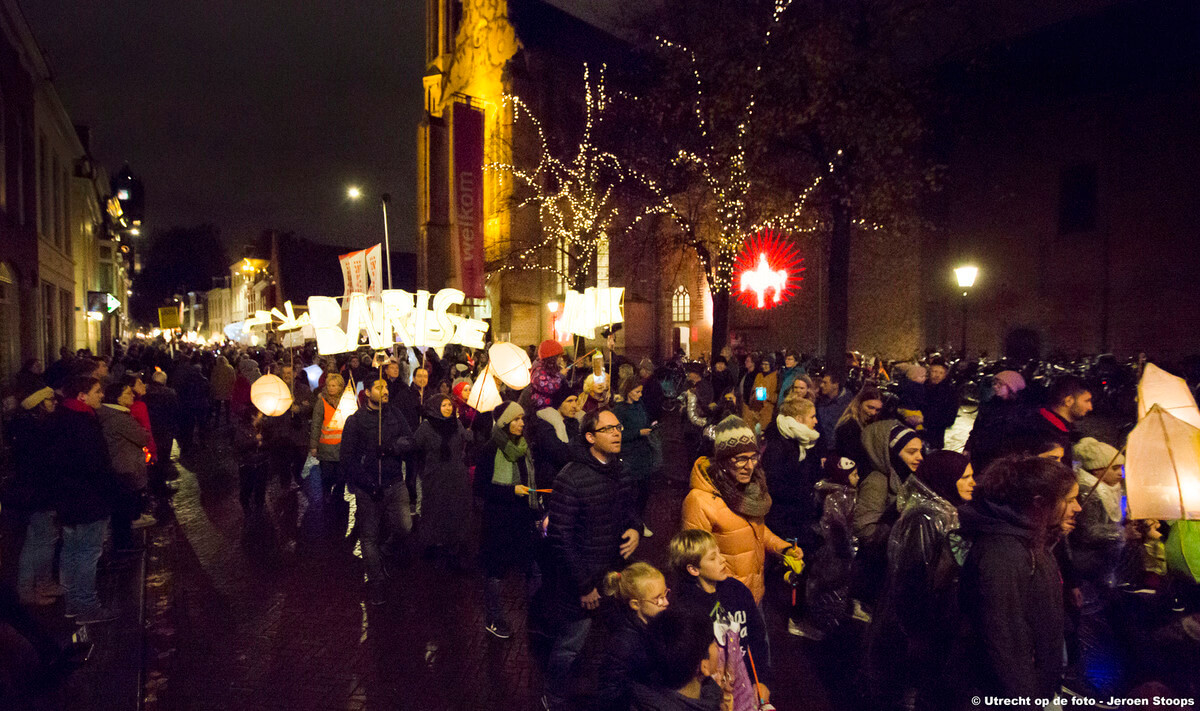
[340,373,416,606]
[581,351,612,413]
[309,373,348,526]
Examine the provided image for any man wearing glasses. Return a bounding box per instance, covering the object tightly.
[544,408,642,710]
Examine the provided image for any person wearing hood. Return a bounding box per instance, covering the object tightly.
[762,396,822,547]
[340,374,416,605]
[638,358,666,423]
[413,393,473,567]
[863,450,974,708]
[802,456,861,638]
[741,356,778,434]
[544,408,641,710]
[1066,437,1128,698]
[97,380,154,553]
[681,415,800,604]
[615,375,657,535]
[955,455,1080,703]
[209,354,236,426]
[473,401,542,639]
[529,386,580,493]
[775,352,804,408]
[853,420,923,608]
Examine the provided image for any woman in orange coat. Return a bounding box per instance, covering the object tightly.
[681,415,801,603]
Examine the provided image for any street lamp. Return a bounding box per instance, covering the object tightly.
[955,265,978,357]
[347,186,393,290]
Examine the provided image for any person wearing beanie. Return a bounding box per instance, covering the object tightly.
[863,449,971,707]
[530,340,568,411]
[1066,437,1127,697]
[681,415,800,603]
[529,385,580,493]
[637,357,666,423]
[473,401,541,639]
[853,420,923,608]
[10,386,62,606]
[966,369,1031,473]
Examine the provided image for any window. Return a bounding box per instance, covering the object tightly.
[52,154,62,248]
[1058,164,1097,235]
[42,282,55,360]
[672,285,691,323]
[60,287,72,352]
[37,133,46,237]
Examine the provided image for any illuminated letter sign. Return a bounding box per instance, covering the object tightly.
[306,288,489,355]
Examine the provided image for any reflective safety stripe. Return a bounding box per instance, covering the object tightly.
[320,398,342,445]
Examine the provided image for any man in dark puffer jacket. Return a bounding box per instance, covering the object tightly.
[544,408,641,710]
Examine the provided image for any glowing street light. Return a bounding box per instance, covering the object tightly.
[347,186,362,200]
[954,265,979,356]
[345,185,392,290]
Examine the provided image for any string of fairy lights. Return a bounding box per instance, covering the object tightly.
[485,63,661,291]
[486,0,883,297]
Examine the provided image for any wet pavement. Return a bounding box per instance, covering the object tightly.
[133,420,841,711]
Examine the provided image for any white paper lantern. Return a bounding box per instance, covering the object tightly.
[467,366,504,414]
[303,364,323,391]
[1138,363,1200,429]
[1126,404,1200,521]
[251,374,293,417]
[327,387,358,431]
[489,342,532,390]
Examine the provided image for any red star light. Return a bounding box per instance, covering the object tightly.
[734,231,804,309]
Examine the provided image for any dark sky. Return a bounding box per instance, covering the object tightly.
[19,1,622,256]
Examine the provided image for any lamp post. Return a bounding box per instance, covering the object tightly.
[955,265,978,357]
[348,186,393,290]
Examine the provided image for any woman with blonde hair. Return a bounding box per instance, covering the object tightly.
[597,562,670,708]
[834,385,884,477]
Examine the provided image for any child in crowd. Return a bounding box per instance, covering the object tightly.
[598,562,671,708]
[805,456,860,635]
[669,529,772,709]
[631,606,729,711]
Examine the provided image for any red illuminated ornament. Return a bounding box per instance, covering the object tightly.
[734,231,804,309]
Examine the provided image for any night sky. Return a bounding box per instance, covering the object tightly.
[20,1,620,255]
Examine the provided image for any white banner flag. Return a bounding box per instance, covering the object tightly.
[338,249,368,297]
[365,244,383,296]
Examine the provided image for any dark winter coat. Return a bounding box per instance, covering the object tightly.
[965,397,1028,472]
[340,403,414,492]
[641,375,666,423]
[924,379,959,434]
[48,402,120,525]
[474,429,538,570]
[629,680,722,711]
[528,407,578,493]
[414,404,472,548]
[97,404,150,491]
[674,576,772,686]
[761,420,822,545]
[143,382,180,439]
[614,399,655,480]
[957,499,1065,701]
[3,410,56,511]
[546,441,639,619]
[598,607,660,708]
[816,388,853,455]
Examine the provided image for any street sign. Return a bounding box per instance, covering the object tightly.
[158,305,182,330]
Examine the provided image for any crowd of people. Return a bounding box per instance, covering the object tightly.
[1,340,1198,709]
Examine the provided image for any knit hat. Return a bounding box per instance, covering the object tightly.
[20,386,54,411]
[549,384,578,409]
[495,401,524,428]
[994,370,1026,394]
[888,424,921,478]
[711,415,759,461]
[1074,437,1124,471]
[538,339,564,360]
[638,357,654,373]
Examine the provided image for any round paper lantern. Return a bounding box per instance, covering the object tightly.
[251,374,293,417]
[489,342,532,390]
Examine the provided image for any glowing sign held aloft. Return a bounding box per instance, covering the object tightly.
[561,287,625,339]
[307,288,489,355]
[734,230,804,310]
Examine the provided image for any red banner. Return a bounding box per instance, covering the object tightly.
[453,103,486,298]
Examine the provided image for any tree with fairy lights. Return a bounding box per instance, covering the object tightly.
[627,0,939,362]
[486,63,654,298]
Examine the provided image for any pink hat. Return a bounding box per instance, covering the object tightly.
[994,370,1026,393]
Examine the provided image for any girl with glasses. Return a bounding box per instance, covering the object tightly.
[597,562,670,709]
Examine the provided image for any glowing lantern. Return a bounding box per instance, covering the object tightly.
[489,342,532,390]
[327,387,358,432]
[467,367,504,414]
[250,374,293,417]
[302,364,324,391]
[733,230,804,309]
[1138,363,1200,430]
[1125,404,1200,521]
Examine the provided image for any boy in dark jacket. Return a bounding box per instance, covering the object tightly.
[340,374,415,605]
[631,606,725,711]
[669,528,772,705]
[49,376,121,624]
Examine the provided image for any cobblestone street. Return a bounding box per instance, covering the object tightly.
[133,421,840,711]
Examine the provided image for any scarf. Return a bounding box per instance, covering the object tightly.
[537,407,569,443]
[426,395,459,459]
[708,459,772,519]
[103,403,131,413]
[490,428,538,509]
[775,415,820,462]
[61,398,95,415]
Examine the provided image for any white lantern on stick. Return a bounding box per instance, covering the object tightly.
[327,386,358,431]
[1138,363,1200,429]
[489,342,532,390]
[1125,404,1200,521]
[251,374,293,417]
[467,367,504,414]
